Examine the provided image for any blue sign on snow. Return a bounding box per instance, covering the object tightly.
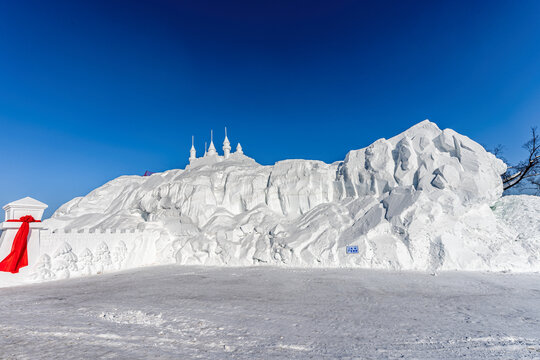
[346,245,359,254]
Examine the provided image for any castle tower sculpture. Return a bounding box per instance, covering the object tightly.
[207,129,217,156]
[189,136,196,163]
[223,127,231,159]
[236,142,243,155]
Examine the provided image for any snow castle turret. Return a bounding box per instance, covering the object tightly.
[187,127,248,167]
[207,130,217,157]
[189,136,196,163]
[223,127,231,159]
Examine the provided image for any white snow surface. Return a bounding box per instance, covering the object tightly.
[1,266,540,359]
[39,120,540,274]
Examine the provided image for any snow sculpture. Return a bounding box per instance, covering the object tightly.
[223,128,231,159]
[30,254,55,281]
[236,143,243,154]
[0,197,48,271]
[207,130,217,156]
[53,242,78,272]
[112,241,127,269]
[188,128,243,165]
[43,120,540,272]
[79,248,94,275]
[94,242,112,273]
[189,136,196,163]
[52,259,70,279]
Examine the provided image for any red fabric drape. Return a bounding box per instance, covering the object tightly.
[0,215,40,273]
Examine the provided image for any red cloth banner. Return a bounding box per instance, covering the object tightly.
[0,215,40,273]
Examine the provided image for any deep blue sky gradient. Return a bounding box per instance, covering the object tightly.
[1,0,539,217]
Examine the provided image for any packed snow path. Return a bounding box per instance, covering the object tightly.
[1,266,540,359]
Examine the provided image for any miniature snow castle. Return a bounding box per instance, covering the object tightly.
[188,128,245,166]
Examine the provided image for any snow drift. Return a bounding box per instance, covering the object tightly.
[40,120,540,275]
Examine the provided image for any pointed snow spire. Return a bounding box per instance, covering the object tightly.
[236,142,243,155]
[207,129,217,156]
[204,141,208,157]
[223,127,231,159]
[189,135,196,162]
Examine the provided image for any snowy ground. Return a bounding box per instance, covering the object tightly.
[1,266,540,359]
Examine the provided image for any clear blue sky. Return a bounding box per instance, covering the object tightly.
[1,0,539,217]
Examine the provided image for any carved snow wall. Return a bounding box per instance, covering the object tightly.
[32,228,158,280]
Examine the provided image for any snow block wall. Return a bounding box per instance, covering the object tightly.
[32,120,540,278]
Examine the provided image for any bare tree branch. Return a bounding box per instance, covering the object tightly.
[502,126,540,192]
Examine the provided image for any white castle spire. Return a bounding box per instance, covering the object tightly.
[189,135,196,163]
[188,128,246,165]
[207,129,217,156]
[223,127,231,159]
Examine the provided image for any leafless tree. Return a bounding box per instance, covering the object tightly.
[501,127,539,193]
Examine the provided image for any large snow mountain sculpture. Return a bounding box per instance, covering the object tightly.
[43,120,540,272]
